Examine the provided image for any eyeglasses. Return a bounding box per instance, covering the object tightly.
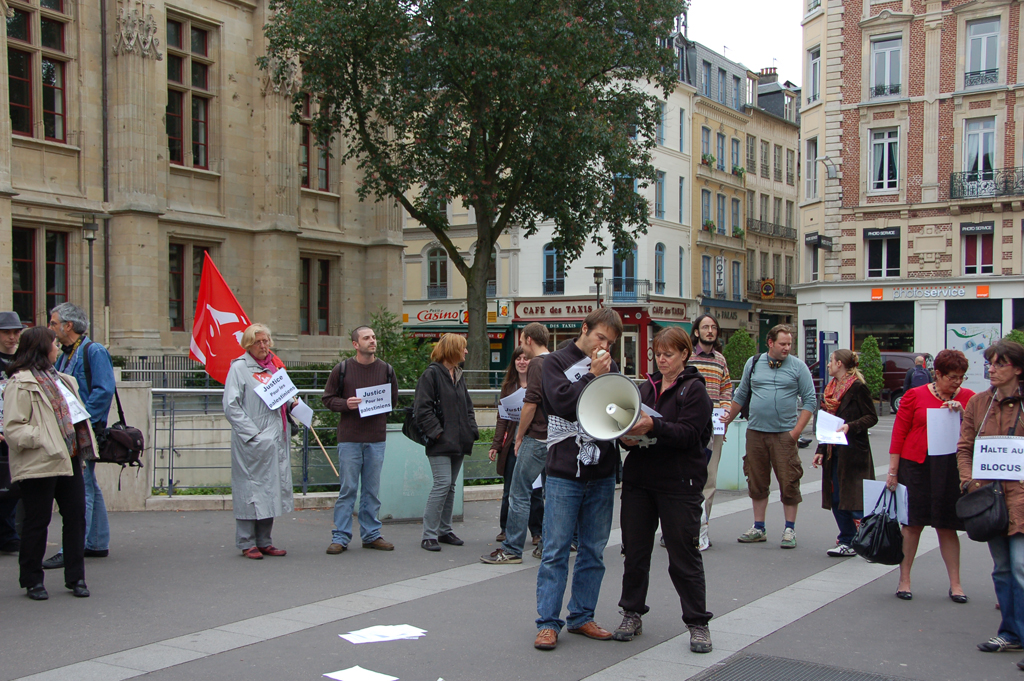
[939,373,965,383]
[252,339,271,346]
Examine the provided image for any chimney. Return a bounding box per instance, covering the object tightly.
[758,67,779,84]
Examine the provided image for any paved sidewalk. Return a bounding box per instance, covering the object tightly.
[0,417,1017,681]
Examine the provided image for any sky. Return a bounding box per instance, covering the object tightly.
[685,0,805,87]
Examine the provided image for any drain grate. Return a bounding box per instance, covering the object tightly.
[690,655,922,681]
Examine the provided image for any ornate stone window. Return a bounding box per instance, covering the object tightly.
[166,16,214,169]
[6,0,71,142]
[298,95,330,191]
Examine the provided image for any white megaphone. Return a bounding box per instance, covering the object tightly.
[576,372,644,441]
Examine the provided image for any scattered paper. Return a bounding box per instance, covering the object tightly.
[532,473,543,490]
[341,624,426,644]
[57,382,91,424]
[564,357,592,383]
[254,369,299,411]
[815,410,847,446]
[926,408,961,456]
[863,479,909,526]
[291,399,314,428]
[356,383,393,417]
[323,666,397,681]
[711,408,727,435]
[498,388,526,422]
[640,404,663,418]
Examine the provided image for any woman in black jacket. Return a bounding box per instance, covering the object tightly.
[612,327,715,655]
[812,349,877,557]
[414,333,478,552]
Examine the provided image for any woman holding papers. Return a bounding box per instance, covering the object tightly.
[489,347,543,544]
[414,333,478,551]
[956,340,1024,663]
[3,326,96,599]
[887,348,973,602]
[812,350,877,557]
[222,324,294,560]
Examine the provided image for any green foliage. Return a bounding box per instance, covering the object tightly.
[723,329,757,383]
[260,0,681,370]
[859,335,884,399]
[1004,328,1024,347]
[343,306,433,391]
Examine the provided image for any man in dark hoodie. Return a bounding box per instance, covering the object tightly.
[611,327,714,653]
[533,307,622,651]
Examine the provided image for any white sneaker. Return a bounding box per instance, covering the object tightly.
[698,523,710,551]
[826,544,857,557]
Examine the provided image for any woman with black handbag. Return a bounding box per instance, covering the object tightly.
[956,340,1024,668]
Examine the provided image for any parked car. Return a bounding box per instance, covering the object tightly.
[807,351,933,413]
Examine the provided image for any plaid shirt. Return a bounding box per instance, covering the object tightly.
[689,346,732,408]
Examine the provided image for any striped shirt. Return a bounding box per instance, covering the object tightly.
[690,347,732,408]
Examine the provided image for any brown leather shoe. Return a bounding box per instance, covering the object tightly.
[567,621,613,640]
[326,543,347,555]
[534,628,558,650]
[242,547,263,560]
[362,537,395,551]
[258,545,286,557]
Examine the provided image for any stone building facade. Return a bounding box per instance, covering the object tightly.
[1,0,403,363]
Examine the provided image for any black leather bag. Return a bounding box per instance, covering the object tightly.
[852,488,905,565]
[95,390,144,469]
[401,407,430,446]
[956,481,1008,542]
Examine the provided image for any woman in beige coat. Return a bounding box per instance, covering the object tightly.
[3,327,97,600]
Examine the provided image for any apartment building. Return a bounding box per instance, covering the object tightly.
[2,0,402,362]
[796,0,1024,391]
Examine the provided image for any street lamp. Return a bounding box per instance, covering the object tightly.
[585,266,608,310]
[67,212,108,335]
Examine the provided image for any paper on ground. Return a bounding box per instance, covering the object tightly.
[863,479,909,525]
[323,666,397,681]
[815,410,848,445]
[291,399,314,428]
[711,408,726,435]
[926,408,961,456]
[340,624,426,644]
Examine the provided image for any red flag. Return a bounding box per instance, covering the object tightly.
[189,253,251,384]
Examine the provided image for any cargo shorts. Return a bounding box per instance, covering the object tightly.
[742,430,804,505]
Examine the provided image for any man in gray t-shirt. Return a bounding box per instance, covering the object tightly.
[724,325,816,549]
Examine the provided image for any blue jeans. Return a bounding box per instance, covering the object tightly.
[989,533,1024,644]
[332,442,386,545]
[536,474,615,632]
[502,436,548,557]
[83,460,109,551]
[831,459,862,546]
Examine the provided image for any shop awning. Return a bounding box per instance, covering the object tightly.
[513,321,582,330]
[405,325,508,340]
[651,320,692,333]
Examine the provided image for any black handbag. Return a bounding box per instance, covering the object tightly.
[95,389,145,469]
[852,487,905,565]
[956,481,1008,542]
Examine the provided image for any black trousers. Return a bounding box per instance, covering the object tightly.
[499,453,544,536]
[619,481,711,627]
[18,461,86,588]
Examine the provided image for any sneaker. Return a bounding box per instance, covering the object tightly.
[532,535,541,546]
[570,542,578,552]
[532,542,542,559]
[437,532,463,546]
[612,610,643,641]
[480,548,522,564]
[41,552,64,570]
[698,523,710,552]
[737,527,767,543]
[495,532,506,542]
[826,544,857,557]
[978,635,1023,653]
[780,528,797,549]
[688,624,712,653]
[420,539,441,552]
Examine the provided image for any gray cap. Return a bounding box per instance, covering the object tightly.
[0,311,26,330]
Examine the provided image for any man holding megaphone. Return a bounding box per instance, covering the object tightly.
[532,308,623,652]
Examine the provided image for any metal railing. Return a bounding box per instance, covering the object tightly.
[542,279,565,295]
[786,171,795,186]
[949,167,1024,200]
[807,0,820,11]
[746,217,798,240]
[609,277,651,303]
[427,284,448,299]
[807,93,819,105]
[486,280,496,297]
[965,69,998,88]
[774,166,782,182]
[760,162,769,178]
[746,280,795,299]
[871,83,901,98]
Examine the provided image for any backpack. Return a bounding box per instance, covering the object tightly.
[909,367,930,389]
[403,365,444,446]
[736,353,763,421]
[81,340,146,475]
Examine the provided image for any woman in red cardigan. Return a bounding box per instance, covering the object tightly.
[886,349,974,602]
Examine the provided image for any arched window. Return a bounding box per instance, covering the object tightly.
[654,243,666,294]
[543,243,564,294]
[427,247,448,299]
[612,242,638,301]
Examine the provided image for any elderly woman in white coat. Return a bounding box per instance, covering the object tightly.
[223,324,294,559]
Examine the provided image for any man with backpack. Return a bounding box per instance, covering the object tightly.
[42,303,116,570]
[322,326,400,554]
[903,355,931,392]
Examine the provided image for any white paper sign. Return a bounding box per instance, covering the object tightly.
[863,480,909,526]
[640,404,663,418]
[356,383,393,417]
[815,410,848,445]
[498,388,526,421]
[564,357,592,383]
[323,666,398,681]
[254,369,298,411]
[57,381,91,424]
[291,399,314,428]
[712,408,727,435]
[926,408,961,456]
[971,436,1024,481]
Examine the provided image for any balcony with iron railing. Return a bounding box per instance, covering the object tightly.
[427,284,448,299]
[542,279,565,295]
[608,278,651,303]
[747,280,796,300]
[871,83,901,98]
[760,162,769,178]
[746,217,798,240]
[807,0,820,11]
[774,167,782,182]
[786,171,795,186]
[806,92,819,105]
[949,168,1024,200]
[486,280,496,297]
[964,69,998,88]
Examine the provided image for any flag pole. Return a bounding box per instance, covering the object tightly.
[308,426,340,478]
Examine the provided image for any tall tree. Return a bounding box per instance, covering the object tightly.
[260,0,682,373]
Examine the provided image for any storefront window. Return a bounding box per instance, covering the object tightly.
[850,301,914,351]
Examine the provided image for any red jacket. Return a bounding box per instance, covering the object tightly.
[890,384,974,464]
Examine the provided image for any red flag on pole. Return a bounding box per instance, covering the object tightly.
[189,253,251,384]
